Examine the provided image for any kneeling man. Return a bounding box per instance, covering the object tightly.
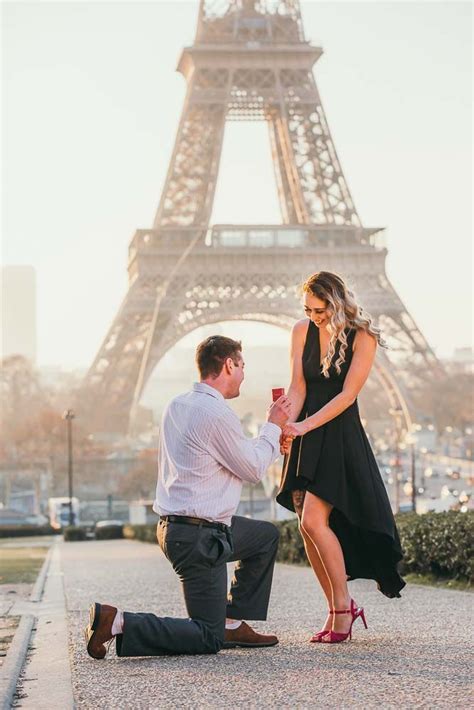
[85,335,290,658]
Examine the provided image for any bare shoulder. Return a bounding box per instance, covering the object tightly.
[353,327,377,351]
[292,318,310,340]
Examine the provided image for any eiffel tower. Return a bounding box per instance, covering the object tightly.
[78,0,439,436]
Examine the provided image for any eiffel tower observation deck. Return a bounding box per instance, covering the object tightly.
[77,0,439,436]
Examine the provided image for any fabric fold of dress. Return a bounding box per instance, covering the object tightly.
[276,321,405,598]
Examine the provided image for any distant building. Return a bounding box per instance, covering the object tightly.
[452,347,474,373]
[0,265,37,364]
[442,346,473,374]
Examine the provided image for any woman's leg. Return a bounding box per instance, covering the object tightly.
[300,492,351,633]
[292,491,333,632]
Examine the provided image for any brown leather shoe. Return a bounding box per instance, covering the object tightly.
[84,603,117,659]
[223,621,278,648]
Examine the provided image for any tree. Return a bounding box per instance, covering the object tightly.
[116,450,158,501]
[411,372,473,433]
[0,355,105,466]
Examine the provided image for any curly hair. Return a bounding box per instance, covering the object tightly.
[301,271,387,378]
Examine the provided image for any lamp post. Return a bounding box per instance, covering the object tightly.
[410,440,416,512]
[445,425,453,457]
[407,425,421,513]
[63,409,75,526]
[389,408,404,513]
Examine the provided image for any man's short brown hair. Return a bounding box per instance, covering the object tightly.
[195,336,242,379]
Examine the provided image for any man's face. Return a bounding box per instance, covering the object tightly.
[228,353,245,399]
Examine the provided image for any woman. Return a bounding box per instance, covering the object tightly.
[277,271,405,644]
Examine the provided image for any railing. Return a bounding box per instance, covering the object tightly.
[210,225,386,250]
[128,225,387,260]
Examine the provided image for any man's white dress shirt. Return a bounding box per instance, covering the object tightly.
[153,382,281,525]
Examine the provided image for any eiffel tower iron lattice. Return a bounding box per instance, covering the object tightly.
[78,0,439,436]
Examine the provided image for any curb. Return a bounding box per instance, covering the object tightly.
[0,540,56,709]
[0,614,35,710]
[30,544,54,603]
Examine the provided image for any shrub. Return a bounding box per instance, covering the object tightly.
[63,526,87,542]
[276,518,309,566]
[395,510,473,581]
[274,511,473,583]
[95,524,123,540]
[123,524,157,543]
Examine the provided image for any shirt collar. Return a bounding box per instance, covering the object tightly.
[193,382,225,402]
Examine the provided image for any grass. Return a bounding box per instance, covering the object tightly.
[0,547,49,585]
[405,573,472,592]
[0,536,55,547]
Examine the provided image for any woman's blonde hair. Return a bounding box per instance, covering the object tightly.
[301,271,386,378]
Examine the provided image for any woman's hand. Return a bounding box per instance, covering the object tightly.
[283,421,308,440]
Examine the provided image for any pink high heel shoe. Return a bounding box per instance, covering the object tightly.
[309,609,333,643]
[320,599,368,644]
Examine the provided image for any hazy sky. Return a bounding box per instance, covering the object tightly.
[2,1,472,369]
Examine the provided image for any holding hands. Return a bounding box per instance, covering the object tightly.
[283,421,308,439]
[279,421,309,455]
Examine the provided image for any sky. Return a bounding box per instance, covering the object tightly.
[2,0,472,369]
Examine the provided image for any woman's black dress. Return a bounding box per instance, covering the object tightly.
[276,321,405,598]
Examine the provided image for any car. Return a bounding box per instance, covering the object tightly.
[94,519,124,528]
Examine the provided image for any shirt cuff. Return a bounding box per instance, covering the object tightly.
[259,422,281,448]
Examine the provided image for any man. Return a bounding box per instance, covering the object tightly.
[85,335,291,659]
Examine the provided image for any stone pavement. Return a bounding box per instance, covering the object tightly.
[12,538,474,708]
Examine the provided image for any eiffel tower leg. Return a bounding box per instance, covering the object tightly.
[77,286,158,433]
[152,72,228,229]
[271,69,360,226]
[267,109,309,224]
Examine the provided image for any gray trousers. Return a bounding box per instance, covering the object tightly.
[116,516,280,657]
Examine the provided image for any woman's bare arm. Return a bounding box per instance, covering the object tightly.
[286,319,309,422]
[285,329,377,437]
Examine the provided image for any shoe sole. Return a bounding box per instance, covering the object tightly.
[84,603,105,659]
[223,639,279,649]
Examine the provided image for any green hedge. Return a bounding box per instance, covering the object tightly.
[123,524,157,543]
[275,511,473,583]
[276,518,309,566]
[122,512,473,583]
[394,511,473,581]
[95,524,123,540]
[0,525,60,538]
[64,526,87,542]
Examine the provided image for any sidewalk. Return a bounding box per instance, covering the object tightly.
[13,538,474,708]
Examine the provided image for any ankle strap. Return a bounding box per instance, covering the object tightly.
[329,609,351,614]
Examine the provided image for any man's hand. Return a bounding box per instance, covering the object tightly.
[279,432,293,455]
[267,395,292,429]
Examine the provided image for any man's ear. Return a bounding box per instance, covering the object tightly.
[223,357,233,375]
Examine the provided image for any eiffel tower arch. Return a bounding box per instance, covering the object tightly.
[77,0,439,436]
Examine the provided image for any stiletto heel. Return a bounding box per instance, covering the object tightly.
[359,607,368,629]
[320,599,368,644]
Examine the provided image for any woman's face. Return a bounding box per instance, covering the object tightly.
[303,292,330,328]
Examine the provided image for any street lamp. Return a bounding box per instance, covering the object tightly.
[389,407,405,513]
[63,409,75,526]
[406,428,418,513]
[445,425,453,456]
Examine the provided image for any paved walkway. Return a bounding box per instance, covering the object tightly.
[64,539,472,708]
[10,538,473,708]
